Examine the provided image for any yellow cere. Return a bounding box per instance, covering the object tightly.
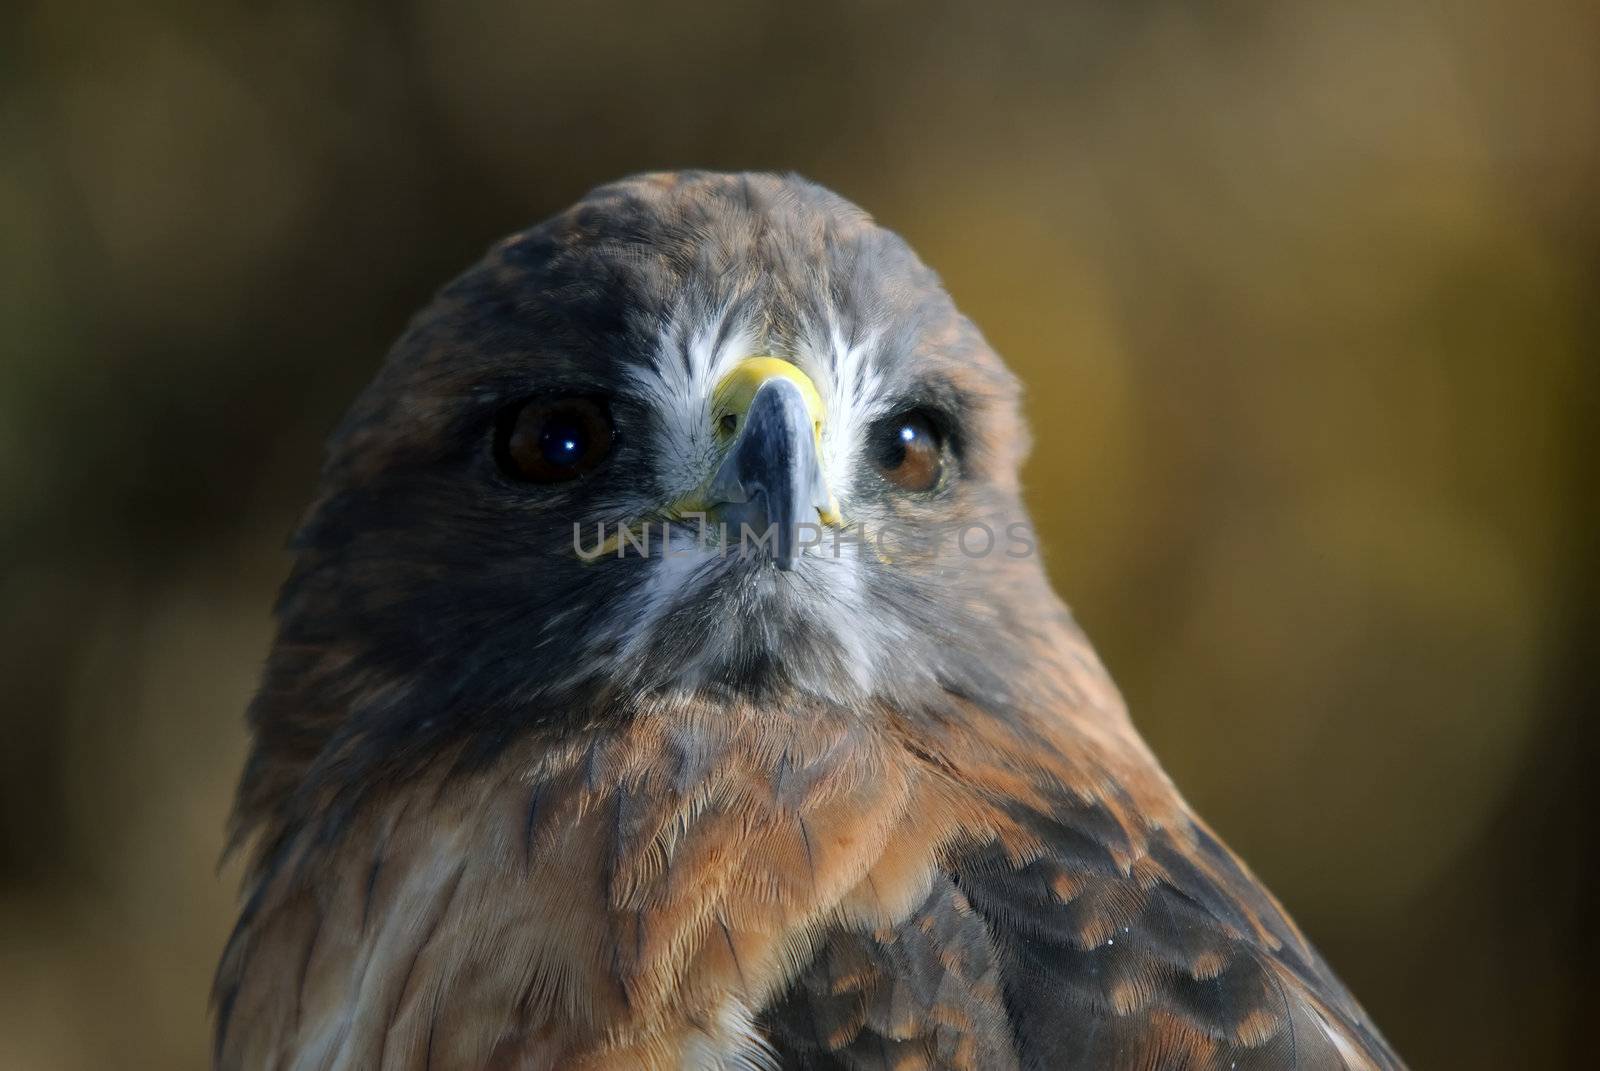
[711,357,827,446]
[711,356,842,526]
[577,357,843,563]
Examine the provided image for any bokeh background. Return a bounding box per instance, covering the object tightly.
[3,2,1596,1067]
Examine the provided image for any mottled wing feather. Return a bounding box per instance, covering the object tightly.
[765,791,1400,1071]
[957,791,1399,1070]
[762,876,1019,1071]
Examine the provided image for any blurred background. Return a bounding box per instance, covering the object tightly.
[2,1,1596,1067]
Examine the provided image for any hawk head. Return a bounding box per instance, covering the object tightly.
[242,172,1057,820]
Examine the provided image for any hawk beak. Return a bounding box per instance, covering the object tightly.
[705,358,840,570]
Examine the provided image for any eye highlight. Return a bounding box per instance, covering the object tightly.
[872,409,945,492]
[496,396,613,483]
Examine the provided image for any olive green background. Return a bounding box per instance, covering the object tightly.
[3,2,1595,1068]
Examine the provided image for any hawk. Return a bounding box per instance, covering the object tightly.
[214,171,1401,1070]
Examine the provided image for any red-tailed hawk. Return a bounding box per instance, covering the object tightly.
[215,171,1400,1070]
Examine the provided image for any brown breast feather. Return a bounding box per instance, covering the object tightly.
[215,626,1399,1069]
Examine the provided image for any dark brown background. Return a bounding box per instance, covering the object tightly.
[3,2,1596,1067]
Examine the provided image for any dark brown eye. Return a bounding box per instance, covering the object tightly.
[497,396,613,483]
[873,410,944,492]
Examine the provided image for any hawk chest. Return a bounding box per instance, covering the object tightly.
[216,717,967,1070]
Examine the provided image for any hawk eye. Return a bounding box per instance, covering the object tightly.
[873,409,944,492]
[497,396,613,483]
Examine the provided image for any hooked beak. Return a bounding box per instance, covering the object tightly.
[574,357,842,568]
[706,360,839,570]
